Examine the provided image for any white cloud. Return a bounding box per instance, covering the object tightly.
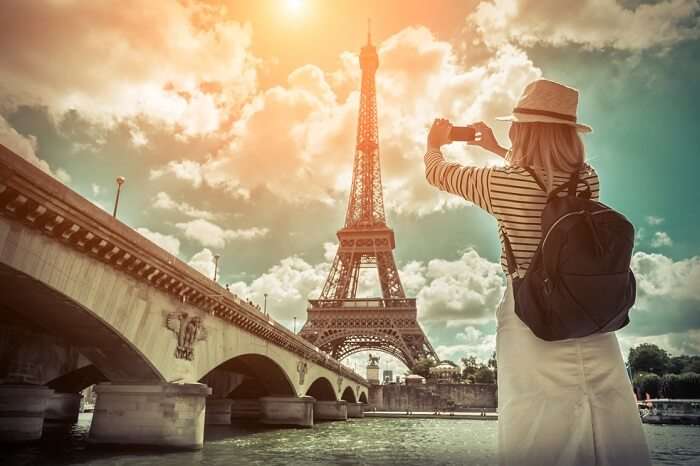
[646,215,664,225]
[0,1,258,136]
[650,231,673,248]
[188,248,216,278]
[631,252,699,301]
[175,218,269,248]
[0,114,70,184]
[436,327,497,364]
[472,0,700,50]
[153,192,215,220]
[618,330,700,359]
[416,248,505,325]
[228,255,330,320]
[148,26,540,215]
[91,183,102,197]
[135,227,180,256]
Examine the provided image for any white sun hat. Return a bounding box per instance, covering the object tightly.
[496,79,592,133]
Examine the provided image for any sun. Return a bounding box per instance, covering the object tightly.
[284,0,304,15]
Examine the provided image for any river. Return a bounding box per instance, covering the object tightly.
[2,414,699,465]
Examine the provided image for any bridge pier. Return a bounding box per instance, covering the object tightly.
[0,384,54,442]
[314,400,348,421]
[231,399,261,421]
[260,396,314,428]
[45,392,82,423]
[89,382,210,450]
[347,402,365,418]
[205,398,233,425]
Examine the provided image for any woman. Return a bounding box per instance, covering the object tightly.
[424,79,651,466]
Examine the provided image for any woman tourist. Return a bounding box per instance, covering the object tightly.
[424,79,651,465]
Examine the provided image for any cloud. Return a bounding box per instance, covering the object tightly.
[650,231,673,248]
[0,114,70,183]
[623,252,700,340]
[175,218,269,248]
[135,227,181,256]
[646,215,664,225]
[228,255,330,319]
[188,248,216,278]
[472,0,700,51]
[436,327,497,363]
[153,192,215,220]
[618,330,700,359]
[148,26,540,215]
[0,1,258,136]
[416,248,505,325]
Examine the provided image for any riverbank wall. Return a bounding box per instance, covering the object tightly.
[369,382,497,411]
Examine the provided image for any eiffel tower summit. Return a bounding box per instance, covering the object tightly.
[299,25,438,370]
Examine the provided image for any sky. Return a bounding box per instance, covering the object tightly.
[1,0,698,378]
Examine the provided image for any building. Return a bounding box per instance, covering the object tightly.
[429,360,461,382]
[382,370,393,384]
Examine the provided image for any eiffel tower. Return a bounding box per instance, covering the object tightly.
[299,26,438,370]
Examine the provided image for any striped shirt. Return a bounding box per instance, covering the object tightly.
[424,148,600,275]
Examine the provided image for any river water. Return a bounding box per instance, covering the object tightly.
[2,414,699,466]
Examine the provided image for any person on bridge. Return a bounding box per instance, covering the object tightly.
[423,79,651,466]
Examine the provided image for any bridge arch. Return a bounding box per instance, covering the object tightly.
[340,386,356,403]
[200,353,296,399]
[358,392,368,403]
[306,377,336,401]
[0,263,165,385]
[46,364,107,393]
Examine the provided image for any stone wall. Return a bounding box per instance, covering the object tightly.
[372,382,496,411]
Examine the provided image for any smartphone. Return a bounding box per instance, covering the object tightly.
[449,126,476,142]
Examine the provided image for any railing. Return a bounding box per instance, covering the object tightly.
[0,144,366,386]
[309,297,417,309]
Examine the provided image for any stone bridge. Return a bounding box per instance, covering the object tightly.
[0,144,368,449]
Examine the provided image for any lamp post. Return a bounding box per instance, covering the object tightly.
[213,254,220,282]
[264,293,268,316]
[112,176,125,218]
[293,316,297,334]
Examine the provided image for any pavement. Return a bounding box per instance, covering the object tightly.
[364,411,498,421]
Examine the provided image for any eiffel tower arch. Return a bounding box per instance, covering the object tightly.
[299,26,438,370]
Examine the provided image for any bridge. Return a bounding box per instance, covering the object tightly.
[0,144,369,449]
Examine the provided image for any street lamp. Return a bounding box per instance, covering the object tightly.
[213,254,221,282]
[293,316,297,334]
[264,293,268,316]
[112,176,125,218]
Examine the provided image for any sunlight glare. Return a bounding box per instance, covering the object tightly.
[285,0,304,15]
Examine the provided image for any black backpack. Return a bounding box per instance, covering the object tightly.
[502,167,635,341]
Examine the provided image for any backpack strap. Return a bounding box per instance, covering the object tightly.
[524,167,547,192]
[500,226,520,280]
[546,167,592,200]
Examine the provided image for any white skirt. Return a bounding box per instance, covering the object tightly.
[496,279,651,466]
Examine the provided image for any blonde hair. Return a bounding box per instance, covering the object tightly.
[506,122,586,193]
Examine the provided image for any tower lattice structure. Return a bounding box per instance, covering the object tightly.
[299,29,438,370]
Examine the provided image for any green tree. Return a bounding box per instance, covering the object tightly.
[410,357,436,378]
[474,366,496,384]
[487,351,498,382]
[660,372,700,398]
[633,373,661,399]
[461,356,479,382]
[628,343,670,376]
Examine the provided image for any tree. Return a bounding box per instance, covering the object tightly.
[628,343,670,376]
[488,351,498,382]
[410,357,436,378]
[461,356,480,382]
[474,366,496,384]
[633,373,661,399]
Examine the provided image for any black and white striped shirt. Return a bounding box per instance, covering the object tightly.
[424,149,600,274]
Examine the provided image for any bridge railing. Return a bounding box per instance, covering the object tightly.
[0,144,366,386]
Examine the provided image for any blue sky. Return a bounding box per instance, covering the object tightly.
[0,0,698,376]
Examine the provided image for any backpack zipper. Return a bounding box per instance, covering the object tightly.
[541,208,613,252]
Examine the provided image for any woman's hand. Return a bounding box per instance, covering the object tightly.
[468,121,509,158]
[427,118,452,150]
